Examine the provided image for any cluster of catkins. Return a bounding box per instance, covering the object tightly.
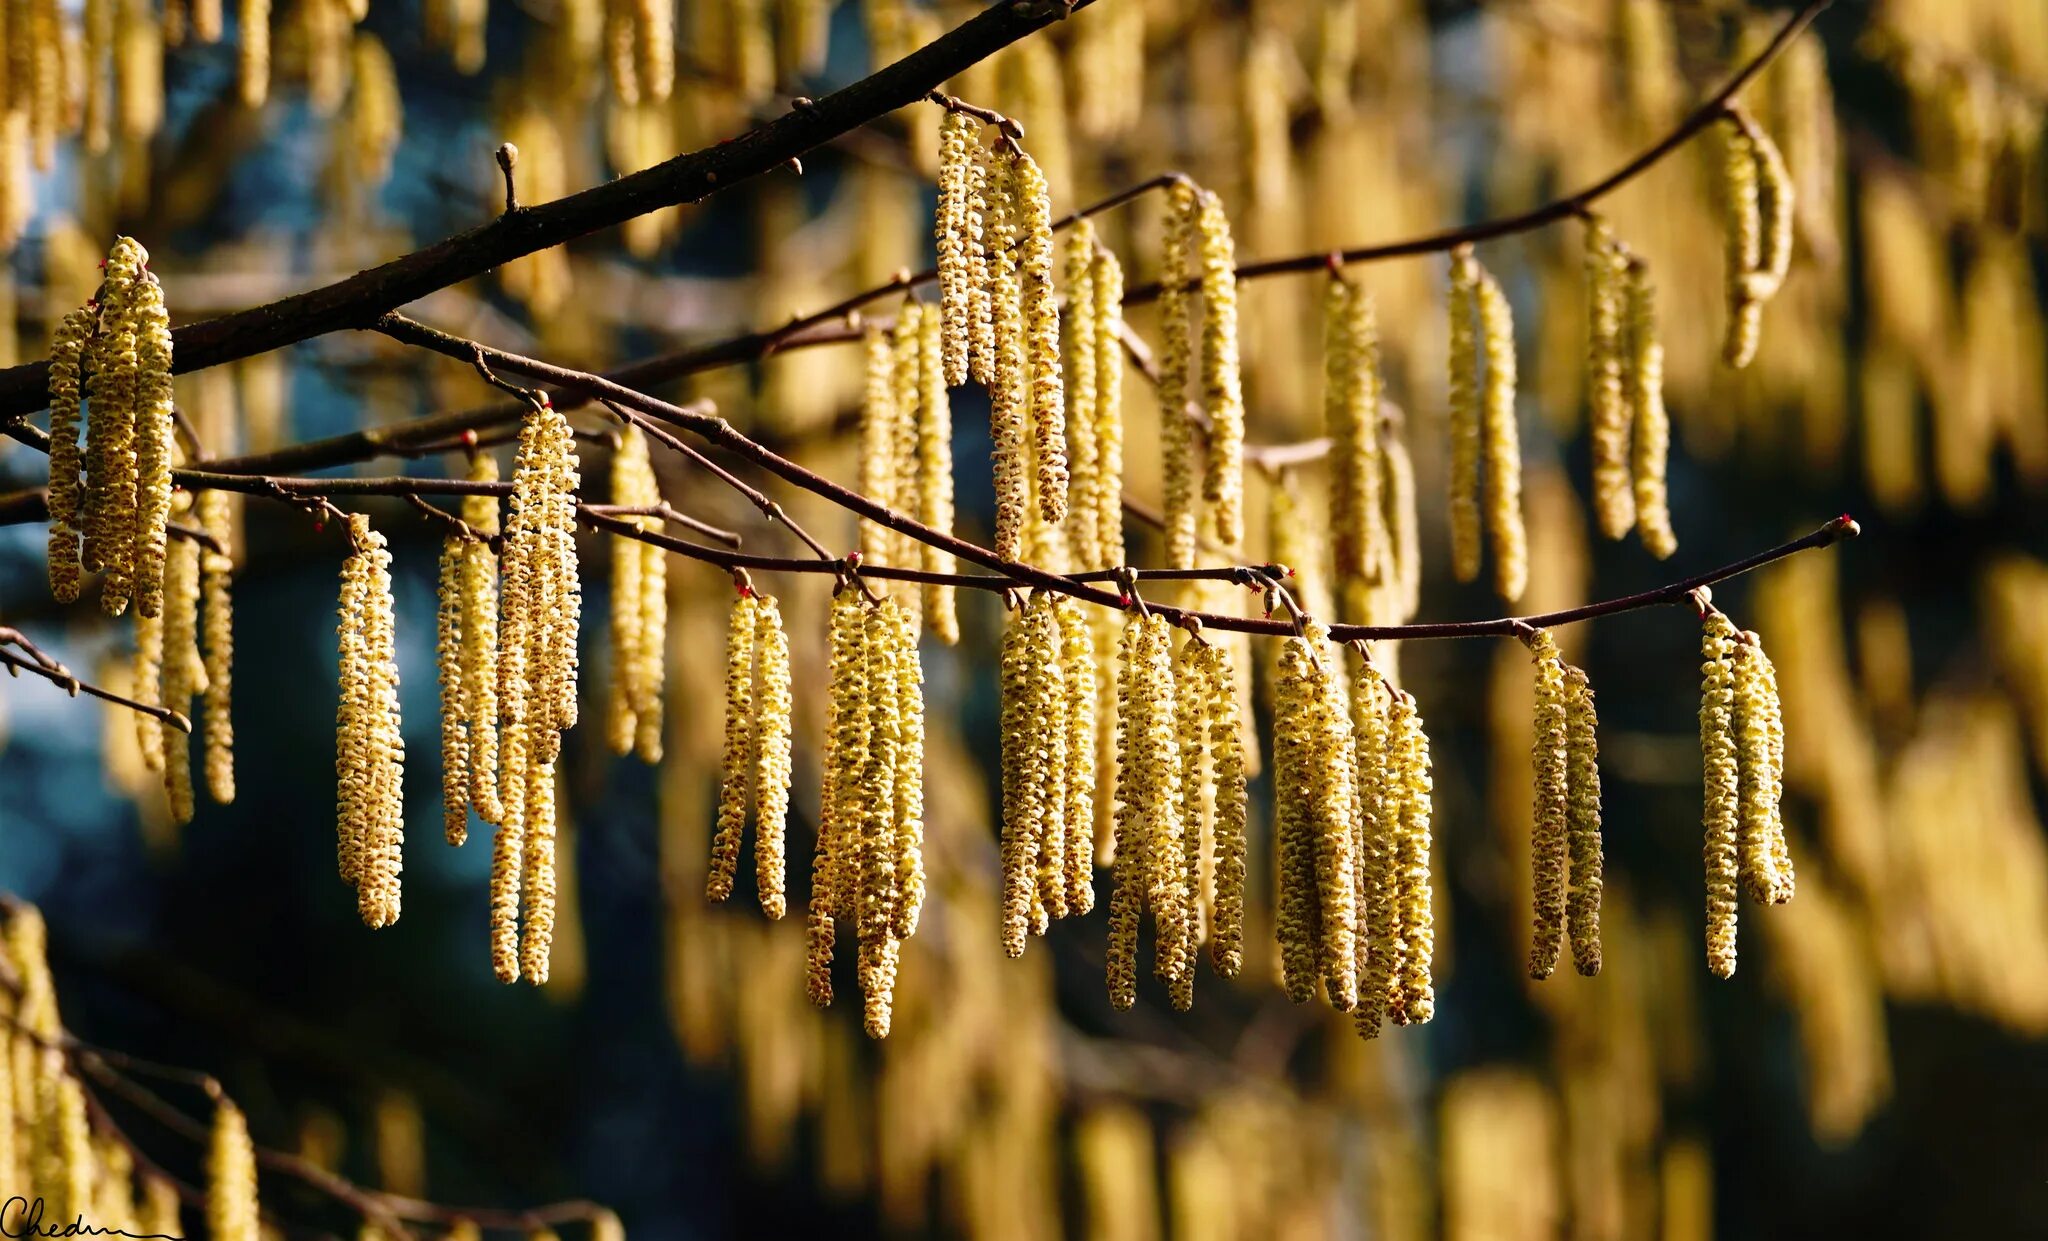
[1445,243,1529,604]
[1100,611,1247,1014]
[707,585,795,920]
[337,513,404,928]
[1697,589,1794,979]
[933,110,1131,576]
[46,236,176,619]
[1583,215,1678,560]
[1154,180,1246,568]
[1524,629,1605,980]
[1716,108,1796,368]
[132,488,238,828]
[858,301,960,642]
[1322,272,1421,625]
[1272,625,1437,1037]
[0,902,214,1240]
[803,591,925,1039]
[603,426,667,761]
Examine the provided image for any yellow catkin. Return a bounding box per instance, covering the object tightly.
[1271,636,1321,1005]
[807,591,868,1008]
[1733,631,1794,907]
[1564,664,1603,976]
[1528,630,1569,981]
[130,269,175,620]
[336,515,403,929]
[1137,616,1188,999]
[1302,625,1361,1010]
[889,602,926,940]
[84,239,145,608]
[988,153,1030,563]
[936,111,975,386]
[49,1074,93,1230]
[1064,221,1100,570]
[1196,190,1245,549]
[1390,691,1435,1023]
[490,717,528,983]
[633,0,673,102]
[1202,639,1247,977]
[1326,275,1383,599]
[197,489,235,804]
[1477,268,1527,604]
[133,591,166,776]
[605,425,663,757]
[1032,598,1070,932]
[1014,150,1068,526]
[1751,122,1794,301]
[437,536,471,845]
[999,599,1040,956]
[631,530,665,763]
[160,530,202,825]
[1058,598,1098,918]
[1351,661,1396,1039]
[1164,631,1206,1009]
[1700,607,1740,978]
[604,0,639,104]
[459,454,502,823]
[206,1097,259,1241]
[81,0,113,152]
[1159,181,1200,568]
[856,603,904,1037]
[1447,245,1482,584]
[1718,118,1764,368]
[754,595,794,920]
[44,306,92,602]
[707,592,759,903]
[888,303,923,573]
[1623,257,1676,559]
[1105,614,1151,1009]
[1090,244,1126,569]
[238,0,270,106]
[914,305,959,643]
[520,756,558,984]
[1585,218,1634,540]
[965,152,995,388]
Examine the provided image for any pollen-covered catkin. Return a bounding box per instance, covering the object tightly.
[754,595,793,920]
[1203,639,1246,977]
[1159,181,1200,569]
[999,600,1042,956]
[858,324,899,563]
[335,515,404,930]
[1701,607,1740,978]
[1564,665,1604,976]
[1090,244,1126,569]
[130,269,175,620]
[988,154,1030,563]
[1309,626,1361,1011]
[889,303,923,574]
[238,0,270,106]
[206,1096,258,1241]
[965,154,995,388]
[1031,598,1070,932]
[197,488,235,805]
[489,718,527,983]
[1350,663,1397,1039]
[437,537,471,846]
[459,455,502,823]
[1585,218,1635,540]
[1528,631,1569,981]
[1105,615,1148,1009]
[1390,691,1435,1023]
[855,604,905,1035]
[889,602,926,940]
[1624,257,1677,559]
[1751,123,1794,301]
[1447,246,1482,584]
[1326,275,1383,594]
[1196,190,1245,548]
[519,757,558,984]
[1164,632,1207,1008]
[84,239,146,607]
[807,591,868,1007]
[915,306,959,644]
[1718,118,1764,368]
[1733,631,1794,906]
[936,110,975,386]
[1064,222,1100,569]
[707,592,759,903]
[159,528,202,826]
[1058,598,1098,918]
[1014,150,1068,527]
[605,425,658,756]
[1383,421,1421,622]
[44,306,92,602]
[1477,268,1527,603]
[1271,636,1323,1005]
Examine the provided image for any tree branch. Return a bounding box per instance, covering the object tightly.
[0,626,192,731]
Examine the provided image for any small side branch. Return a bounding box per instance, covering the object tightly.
[0,626,192,732]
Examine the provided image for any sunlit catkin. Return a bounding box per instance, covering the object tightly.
[1390,691,1435,1023]
[1477,268,1527,603]
[1717,117,1764,368]
[1204,640,1247,978]
[1447,246,1482,583]
[239,0,270,105]
[1383,420,1421,621]
[1105,614,1149,1009]
[1752,122,1794,300]
[1196,190,1245,548]
[988,153,1030,563]
[889,602,926,940]
[1527,630,1569,981]
[1564,665,1603,976]
[1733,631,1793,907]
[936,110,975,386]
[707,592,759,903]
[1058,598,1098,918]
[458,455,502,823]
[336,515,404,929]
[1014,150,1068,526]
[520,757,558,984]
[130,269,175,620]
[965,154,995,387]
[1351,662,1397,1038]
[1624,257,1676,559]
[1700,606,1740,978]
[160,530,202,825]
[196,489,235,805]
[1090,244,1126,568]
[807,591,868,1007]
[1159,181,1200,568]
[44,306,91,602]
[1326,275,1383,595]
[858,323,899,563]
[915,306,959,643]
[754,595,793,920]
[1064,222,1100,569]
[1584,218,1634,540]
[206,1097,258,1241]
[437,537,470,846]
[84,239,145,609]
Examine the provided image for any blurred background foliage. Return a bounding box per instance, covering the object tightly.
[3,0,2048,1237]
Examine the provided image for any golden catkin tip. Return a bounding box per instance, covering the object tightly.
[205,1097,259,1241]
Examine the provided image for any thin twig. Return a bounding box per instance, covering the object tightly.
[0,627,192,732]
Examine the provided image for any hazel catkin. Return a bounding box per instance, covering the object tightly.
[754,594,794,920]
[197,488,236,805]
[1527,630,1569,980]
[1325,274,1383,601]
[336,514,404,930]
[44,306,91,603]
[1564,664,1604,976]
[1476,267,1527,603]
[1718,117,1764,368]
[1090,243,1126,570]
[1733,630,1794,906]
[935,110,976,387]
[437,536,471,846]
[987,153,1030,563]
[1196,190,1245,549]
[459,455,503,824]
[129,268,175,621]
[1624,256,1677,559]
[159,525,202,826]
[707,592,759,903]
[915,305,959,644]
[206,1096,259,1241]
[1389,690,1435,1023]
[1700,606,1741,978]
[1158,181,1200,569]
[1446,245,1482,584]
[1064,221,1101,570]
[1585,218,1635,540]
[1204,639,1247,978]
[1013,150,1068,527]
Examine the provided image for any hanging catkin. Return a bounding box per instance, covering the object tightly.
[1383,419,1421,622]
[1284,623,1360,1011]
[888,601,926,940]
[83,239,145,609]
[1564,664,1603,976]
[197,488,235,805]
[1272,631,1319,1005]
[1717,117,1764,368]
[1064,221,1100,569]
[437,536,470,846]
[1104,613,1148,1009]
[159,526,202,825]
[1585,218,1635,540]
[915,304,959,644]
[807,590,868,1008]
[889,302,923,575]
[44,306,91,602]
[1162,630,1205,1009]
[988,152,1030,563]
[1032,597,1070,933]
[1700,604,1741,978]
[206,1096,259,1241]
[238,0,270,106]
[858,323,898,562]
[1477,267,1527,603]
[1446,245,1482,584]
[1058,598,1099,917]
[1204,639,1247,978]
[1014,150,1068,526]
[133,587,166,775]
[965,153,995,388]
[1623,256,1677,559]
[1527,630,1569,980]
[336,514,403,929]
[1326,274,1383,600]
[130,269,175,620]
[754,594,794,920]
[1158,181,1200,569]
[520,756,558,984]
[1733,631,1794,906]
[856,602,906,1038]
[935,110,975,386]
[606,424,660,756]
[1196,190,1245,549]
[1090,244,1126,569]
[1389,689,1435,1023]
[1350,660,1396,1039]
[459,454,503,823]
[707,591,759,903]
